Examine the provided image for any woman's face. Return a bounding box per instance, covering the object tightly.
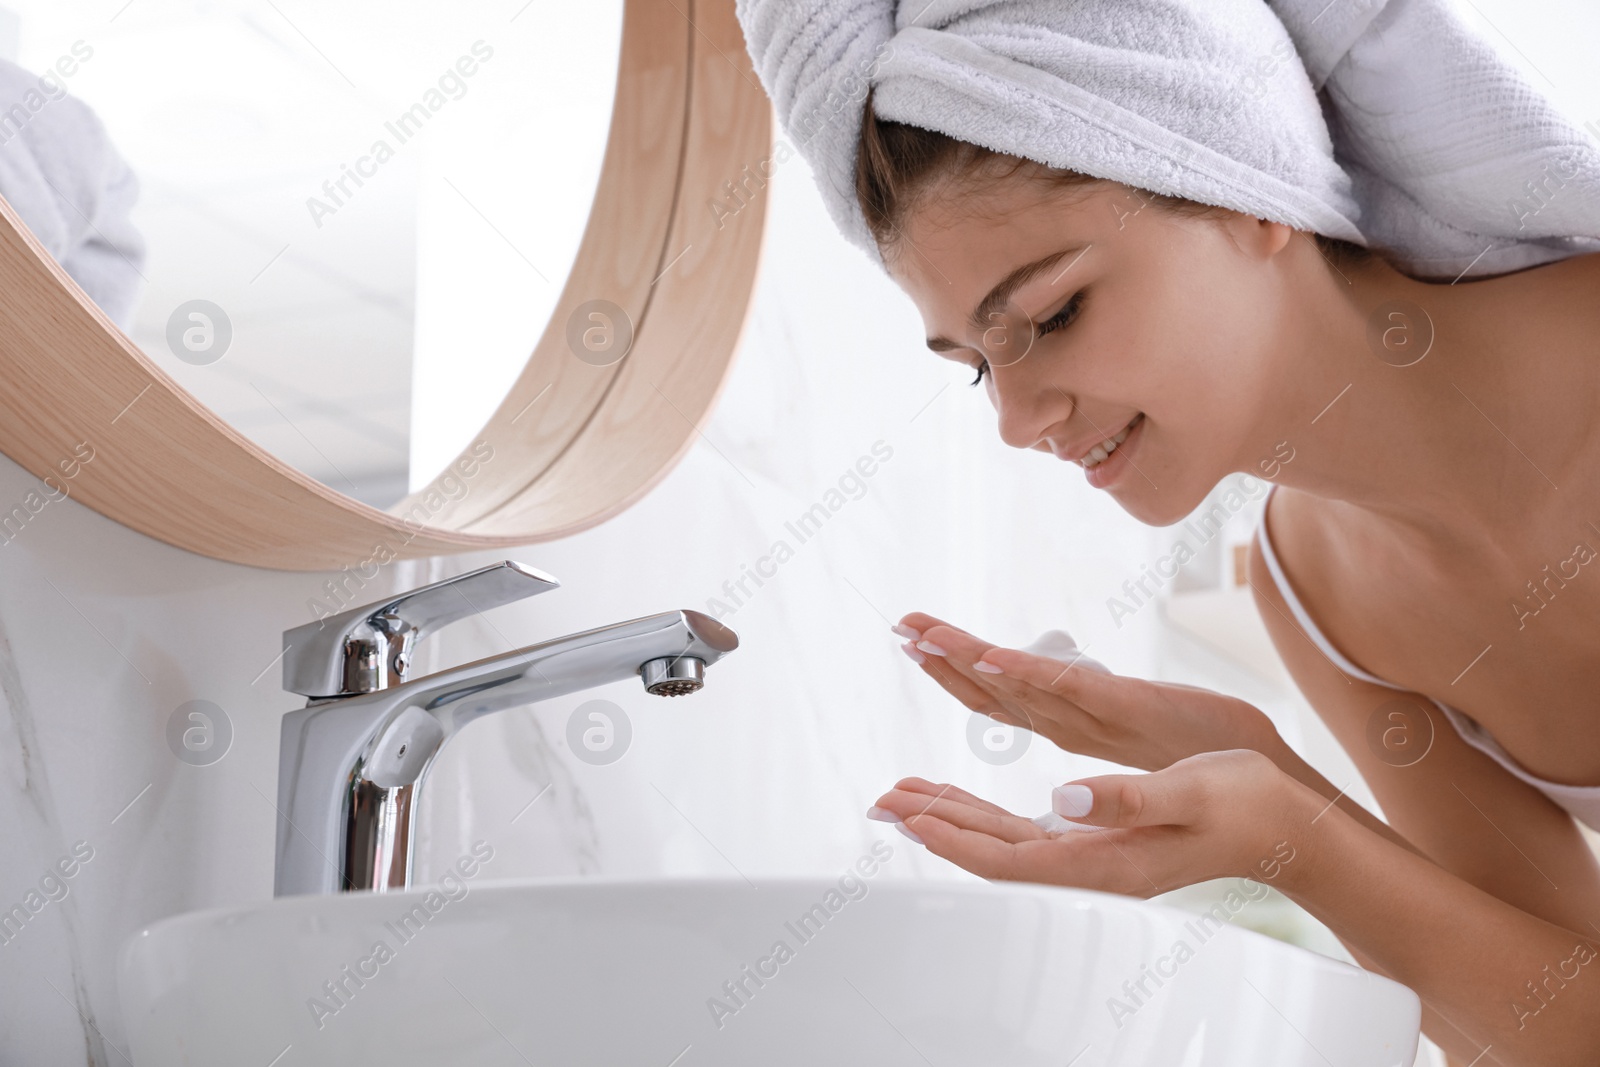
[885,168,1297,525]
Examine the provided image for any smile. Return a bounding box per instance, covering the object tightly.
[1078,413,1144,469]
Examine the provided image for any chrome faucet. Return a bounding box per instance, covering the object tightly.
[273,560,738,897]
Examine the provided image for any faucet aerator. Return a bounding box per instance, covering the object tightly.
[641,656,706,696]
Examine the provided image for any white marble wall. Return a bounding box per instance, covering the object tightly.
[0,149,1383,1064]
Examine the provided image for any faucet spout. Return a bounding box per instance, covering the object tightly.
[274,608,737,897]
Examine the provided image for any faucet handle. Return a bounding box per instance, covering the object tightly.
[282,560,560,698]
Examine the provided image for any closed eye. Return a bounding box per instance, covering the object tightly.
[968,290,1086,387]
[1036,290,1085,338]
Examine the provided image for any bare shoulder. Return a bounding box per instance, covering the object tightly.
[1244,484,1357,694]
[1244,499,1600,937]
[1249,483,1345,619]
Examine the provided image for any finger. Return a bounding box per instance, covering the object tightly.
[872,788,1043,845]
[977,644,1131,705]
[916,626,1056,713]
[912,626,1040,720]
[897,813,1043,880]
[894,612,973,643]
[903,814,1159,894]
[895,620,1034,719]
[899,622,1056,729]
[951,659,1093,737]
[915,652,1007,716]
[1052,760,1217,831]
[913,623,999,662]
[890,777,1013,818]
[873,788,1039,845]
[971,650,1156,747]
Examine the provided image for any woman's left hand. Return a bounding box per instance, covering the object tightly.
[867,749,1307,898]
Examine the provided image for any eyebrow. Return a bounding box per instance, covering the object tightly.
[925,244,1089,353]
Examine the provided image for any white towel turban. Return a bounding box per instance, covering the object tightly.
[735,0,1600,280]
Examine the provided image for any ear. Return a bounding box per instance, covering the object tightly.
[1259,219,1295,258]
[1222,214,1294,260]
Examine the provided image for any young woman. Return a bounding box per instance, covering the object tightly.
[855,102,1600,1064]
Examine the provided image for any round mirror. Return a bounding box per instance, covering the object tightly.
[0,0,768,568]
[6,0,622,508]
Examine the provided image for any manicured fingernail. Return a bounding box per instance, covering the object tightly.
[865,806,899,823]
[891,623,921,640]
[973,659,1004,674]
[901,641,926,665]
[894,821,924,845]
[1052,783,1094,818]
[916,640,946,656]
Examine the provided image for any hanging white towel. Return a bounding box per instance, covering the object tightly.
[0,56,146,328]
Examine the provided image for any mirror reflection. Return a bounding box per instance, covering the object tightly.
[0,0,622,507]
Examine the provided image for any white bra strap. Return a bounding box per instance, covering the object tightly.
[1253,485,1400,690]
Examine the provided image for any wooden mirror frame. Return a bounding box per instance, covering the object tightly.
[0,0,770,570]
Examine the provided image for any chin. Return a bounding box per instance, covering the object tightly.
[1113,478,1218,528]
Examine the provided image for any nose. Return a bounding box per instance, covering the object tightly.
[990,366,1073,453]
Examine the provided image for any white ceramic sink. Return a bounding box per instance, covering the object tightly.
[120,876,1420,1066]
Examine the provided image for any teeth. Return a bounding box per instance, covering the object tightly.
[1080,417,1138,468]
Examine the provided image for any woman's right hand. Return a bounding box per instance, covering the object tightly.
[895,612,1281,773]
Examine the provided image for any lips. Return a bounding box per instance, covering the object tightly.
[1064,413,1143,466]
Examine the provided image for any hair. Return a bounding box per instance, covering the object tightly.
[853,87,1375,274]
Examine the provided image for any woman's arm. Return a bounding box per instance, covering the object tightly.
[1297,906,1488,1063]
[1252,731,1494,1061]
[1247,535,1600,904]
[1276,779,1600,1066]
[1245,528,1600,1059]
[1232,729,1587,1064]
[1253,725,1437,859]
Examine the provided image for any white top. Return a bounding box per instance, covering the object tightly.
[1255,484,1600,833]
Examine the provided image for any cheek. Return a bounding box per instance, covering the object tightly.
[1131,281,1263,416]
[1175,263,1271,363]
[1083,310,1185,404]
